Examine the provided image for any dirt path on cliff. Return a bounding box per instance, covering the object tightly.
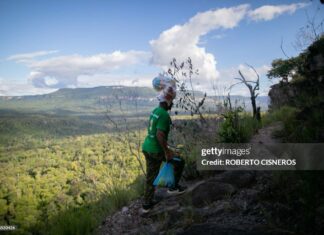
[250,122,283,144]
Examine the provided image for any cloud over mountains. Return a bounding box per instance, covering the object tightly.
[25,51,149,88]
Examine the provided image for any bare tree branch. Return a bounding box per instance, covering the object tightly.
[229,65,260,119]
[104,91,146,176]
[281,37,291,59]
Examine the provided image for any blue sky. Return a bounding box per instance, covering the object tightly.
[0,0,323,96]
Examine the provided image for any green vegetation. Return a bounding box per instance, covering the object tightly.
[262,106,298,126]
[0,114,107,147]
[35,179,144,235]
[216,96,260,143]
[218,108,260,143]
[0,109,150,151]
[0,131,145,235]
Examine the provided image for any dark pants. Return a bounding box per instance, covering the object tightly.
[142,151,185,204]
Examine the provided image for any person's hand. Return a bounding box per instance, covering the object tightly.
[165,149,174,161]
[174,150,181,156]
[173,144,183,156]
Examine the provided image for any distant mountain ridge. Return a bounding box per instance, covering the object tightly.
[0,86,269,114]
[0,86,158,114]
[0,86,156,100]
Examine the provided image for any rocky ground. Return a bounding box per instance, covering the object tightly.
[98,124,294,235]
[98,170,294,235]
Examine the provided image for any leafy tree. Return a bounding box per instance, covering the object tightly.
[267,58,299,83]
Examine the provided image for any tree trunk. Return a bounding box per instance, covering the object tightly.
[251,95,257,118]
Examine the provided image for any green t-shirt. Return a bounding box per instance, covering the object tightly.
[142,106,171,153]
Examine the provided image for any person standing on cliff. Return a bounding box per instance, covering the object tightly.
[141,85,186,213]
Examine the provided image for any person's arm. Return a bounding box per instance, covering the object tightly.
[156,129,173,161]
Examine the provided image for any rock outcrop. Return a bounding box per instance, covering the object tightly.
[98,171,281,235]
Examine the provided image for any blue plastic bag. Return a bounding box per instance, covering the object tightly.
[152,75,176,92]
[153,162,175,188]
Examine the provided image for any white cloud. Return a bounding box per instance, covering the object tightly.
[237,64,271,81]
[211,33,226,40]
[25,50,151,88]
[44,76,59,86]
[150,4,250,81]
[6,50,59,62]
[77,73,154,88]
[248,3,308,21]
[0,79,57,96]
